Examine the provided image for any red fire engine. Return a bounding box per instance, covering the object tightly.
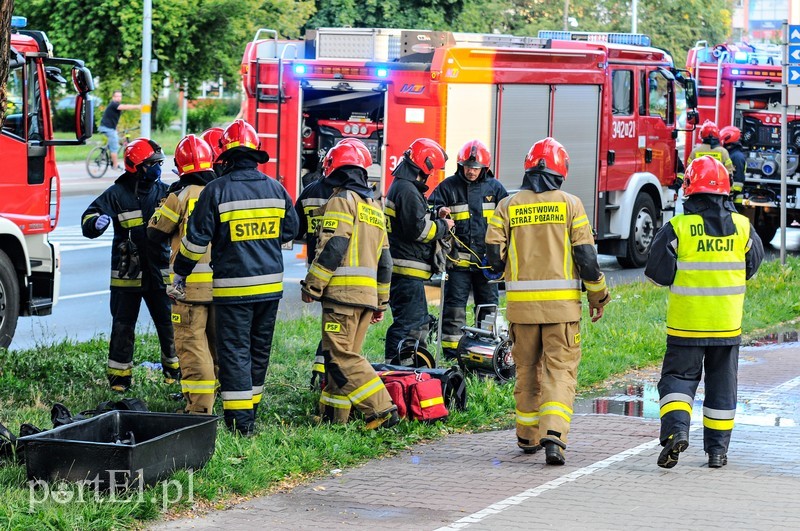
[241,28,698,267]
[0,17,94,347]
[686,40,800,243]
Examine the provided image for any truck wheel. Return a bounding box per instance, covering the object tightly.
[617,193,657,269]
[0,250,20,348]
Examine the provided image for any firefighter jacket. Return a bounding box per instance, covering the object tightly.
[294,177,336,265]
[172,159,299,304]
[301,170,392,311]
[430,169,508,269]
[82,173,170,291]
[687,142,734,175]
[147,171,216,303]
[725,142,746,185]
[645,194,764,346]
[485,172,608,324]
[385,164,450,280]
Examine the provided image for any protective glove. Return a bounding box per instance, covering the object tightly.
[586,273,610,322]
[167,273,187,301]
[481,256,504,281]
[95,214,111,232]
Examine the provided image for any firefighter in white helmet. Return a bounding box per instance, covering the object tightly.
[646,156,763,469]
[485,137,609,465]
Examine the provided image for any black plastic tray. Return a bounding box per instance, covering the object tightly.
[19,411,218,489]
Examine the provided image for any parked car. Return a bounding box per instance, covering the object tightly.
[55,94,102,111]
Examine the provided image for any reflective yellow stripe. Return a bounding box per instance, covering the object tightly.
[441,341,460,349]
[421,220,438,243]
[384,207,396,216]
[506,290,581,302]
[107,368,132,376]
[329,276,377,288]
[181,380,216,394]
[159,206,180,223]
[180,243,205,261]
[120,218,144,228]
[223,399,253,410]
[213,283,283,297]
[420,396,444,408]
[309,263,333,282]
[541,401,572,413]
[540,410,571,422]
[451,212,469,221]
[349,377,384,405]
[219,208,286,222]
[252,393,262,404]
[572,214,589,229]
[320,391,350,408]
[312,363,325,373]
[667,327,742,338]
[111,278,142,287]
[223,140,258,150]
[186,272,213,283]
[660,401,693,417]
[483,209,494,218]
[584,277,607,292]
[515,409,540,426]
[703,417,735,430]
[488,215,503,228]
[324,211,355,225]
[392,266,432,279]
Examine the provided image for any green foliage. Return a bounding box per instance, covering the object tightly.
[52,107,76,133]
[155,99,179,131]
[186,100,225,132]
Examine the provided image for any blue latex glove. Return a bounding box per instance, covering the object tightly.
[481,256,503,281]
[95,214,111,231]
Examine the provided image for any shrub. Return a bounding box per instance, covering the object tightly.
[186,100,224,132]
[52,108,76,133]
[155,100,179,131]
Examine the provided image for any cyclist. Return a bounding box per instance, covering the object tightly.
[98,90,141,171]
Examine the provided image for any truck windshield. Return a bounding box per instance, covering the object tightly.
[1,65,25,140]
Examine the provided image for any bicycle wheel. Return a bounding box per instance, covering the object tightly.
[86,146,110,179]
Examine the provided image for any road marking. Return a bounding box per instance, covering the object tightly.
[436,375,800,530]
[52,225,112,251]
[60,290,110,301]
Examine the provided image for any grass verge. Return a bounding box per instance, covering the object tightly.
[1,257,799,528]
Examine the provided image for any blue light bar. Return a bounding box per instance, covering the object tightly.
[376,67,388,78]
[538,30,651,47]
[733,51,748,63]
[294,64,306,75]
[11,16,27,28]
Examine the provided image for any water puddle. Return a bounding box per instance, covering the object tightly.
[575,380,798,426]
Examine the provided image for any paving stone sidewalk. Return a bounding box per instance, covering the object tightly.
[155,344,800,530]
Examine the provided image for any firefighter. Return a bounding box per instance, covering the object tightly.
[199,127,225,175]
[645,156,763,469]
[384,138,453,363]
[147,134,218,414]
[720,125,746,193]
[430,139,508,359]
[300,140,398,429]
[295,139,372,386]
[81,138,178,392]
[485,137,609,465]
[687,120,734,174]
[172,119,299,436]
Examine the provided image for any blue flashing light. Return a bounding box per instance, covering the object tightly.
[731,69,740,75]
[376,67,388,78]
[294,64,307,75]
[733,51,749,63]
[11,16,27,28]
[537,30,651,47]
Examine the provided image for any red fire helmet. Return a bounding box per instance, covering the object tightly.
[200,127,224,160]
[524,137,569,180]
[719,125,741,145]
[404,138,448,177]
[322,139,372,177]
[124,138,166,173]
[174,135,215,176]
[457,140,491,169]
[699,120,720,140]
[683,155,731,196]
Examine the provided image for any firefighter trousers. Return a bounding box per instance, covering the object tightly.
[441,269,499,359]
[216,299,279,434]
[319,301,394,423]
[385,275,431,363]
[510,322,581,450]
[108,288,177,390]
[172,301,218,414]
[658,343,738,455]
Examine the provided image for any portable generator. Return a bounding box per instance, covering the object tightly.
[456,304,515,382]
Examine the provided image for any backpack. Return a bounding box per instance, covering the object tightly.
[377,371,449,422]
[373,363,467,412]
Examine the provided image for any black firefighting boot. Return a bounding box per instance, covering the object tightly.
[364,407,400,430]
[708,453,728,468]
[657,431,689,469]
[518,437,541,454]
[543,441,566,465]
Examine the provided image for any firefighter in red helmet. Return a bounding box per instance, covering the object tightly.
[719,125,746,192]
[646,156,763,469]
[485,137,609,465]
[430,139,508,359]
[81,138,177,392]
[687,120,734,175]
[148,134,219,414]
[200,127,225,175]
[172,119,299,436]
[301,139,398,429]
[384,138,454,364]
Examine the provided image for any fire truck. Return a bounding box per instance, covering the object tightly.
[686,40,800,243]
[0,17,94,347]
[241,28,698,267]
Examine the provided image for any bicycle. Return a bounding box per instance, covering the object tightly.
[85,128,136,179]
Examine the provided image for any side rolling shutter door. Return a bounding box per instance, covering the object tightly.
[551,85,601,230]
[496,85,550,191]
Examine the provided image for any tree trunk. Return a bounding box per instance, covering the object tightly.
[0,0,15,124]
